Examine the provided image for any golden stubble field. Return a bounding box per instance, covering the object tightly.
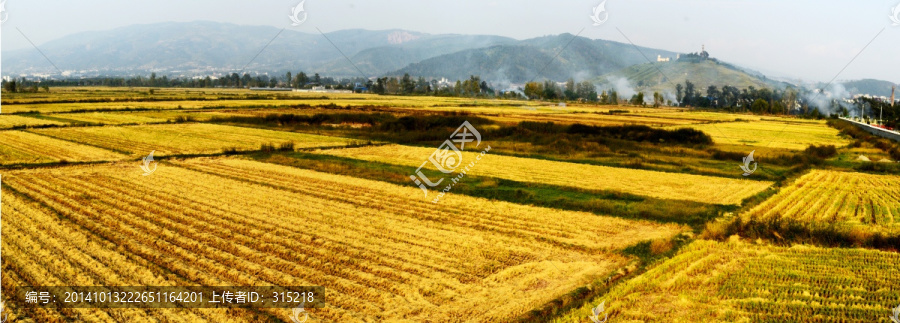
[316,144,773,205]
[554,238,900,322]
[741,170,900,231]
[0,87,878,322]
[667,119,851,150]
[0,158,687,322]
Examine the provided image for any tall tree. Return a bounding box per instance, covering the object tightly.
[676,83,684,105]
[564,78,577,100]
[576,81,598,102]
[751,98,769,113]
[684,81,696,106]
[401,73,415,94]
[230,73,240,87]
[3,80,17,92]
[630,92,645,105]
[524,82,542,100]
[707,85,720,108]
[417,76,429,93]
[465,75,482,95]
[296,72,309,88]
[385,77,400,94]
[542,80,560,100]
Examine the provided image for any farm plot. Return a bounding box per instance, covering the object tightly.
[0,131,125,165]
[50,112,168,125]
[0,158,686,322]
[29,123,358,156]
[740,170,900,228]
[480,109,815,127]
[316,144,773,205]
[0,115,68,129]
[0,191,254,322]
[485,112,709,127]
[668,120,850,150]
[129,110,292,122]
[553,239,900,322]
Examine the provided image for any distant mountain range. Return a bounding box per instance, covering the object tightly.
[2,21,896,97]
[1,21,673,84]
[3,22,501,77]
[839,79,897,98]
[391,34,678,84]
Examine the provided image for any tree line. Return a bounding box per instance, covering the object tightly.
[673,81,804,113]
[2,72,364,90]
[367,74,517,99]
[522,79,599,102]
[1,73,525,99]
[11,71,890,122]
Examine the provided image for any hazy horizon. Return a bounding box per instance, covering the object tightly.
[1,0,899,83]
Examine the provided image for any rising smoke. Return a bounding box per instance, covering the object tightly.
[801,82,853,116]
[600,76,637,98]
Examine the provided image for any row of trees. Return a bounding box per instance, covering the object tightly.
[3,79,49,93]
[4,72,360,90]
[523,79,598,102]
[20,71,874,119]
[2,73,511,98]
[616,91,670,107]
[3,72,530,99]
[670,79,898,120]
[523,80,670,107]
[674,81,805,114]
[368,74,497,97]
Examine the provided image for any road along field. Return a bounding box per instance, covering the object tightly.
[315,144,773,205]
[554,239,900,322]
[740,170,900,230]
[0,131,126,165]
[667,119,851,150]
[29,123,359,157]
[0,158,687,322]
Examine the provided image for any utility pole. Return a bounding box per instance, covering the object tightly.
[885,86,895,126]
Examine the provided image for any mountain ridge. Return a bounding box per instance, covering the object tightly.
[595,60,793,98]
[3,21,895,96]
[3,21,510,76]
[2,21,675,83]
[390,33,680,84]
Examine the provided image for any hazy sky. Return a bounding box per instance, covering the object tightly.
[1,0,899,83]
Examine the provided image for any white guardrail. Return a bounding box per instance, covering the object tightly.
[839,117,900,142]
